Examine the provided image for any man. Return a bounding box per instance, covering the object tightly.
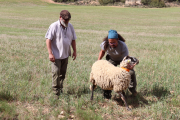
[98,30,137,99]
[45,10,77,97]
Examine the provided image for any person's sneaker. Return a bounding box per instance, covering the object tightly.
[103,93,112,99]
[104,95,112,99]
[103,90,112,99]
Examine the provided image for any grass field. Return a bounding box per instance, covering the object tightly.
[0,0,180,119]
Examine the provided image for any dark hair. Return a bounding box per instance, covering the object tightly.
[103,33,126,50]
[60,10,71,20]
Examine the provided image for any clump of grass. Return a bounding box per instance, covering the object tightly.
[75,99,103,120]
[75,108,103,120]
[0,101,17,119]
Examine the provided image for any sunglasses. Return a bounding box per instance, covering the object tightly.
[63,18,71,22]
[109,42,116,45]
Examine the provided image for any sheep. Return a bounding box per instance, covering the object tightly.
[89,56,139,111]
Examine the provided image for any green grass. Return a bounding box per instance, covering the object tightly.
[0,0,180,119]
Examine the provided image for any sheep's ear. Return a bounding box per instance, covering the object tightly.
[123,56,128,61]
[136,59,139,65]
[131,57,139,65]
[126,55,130,59]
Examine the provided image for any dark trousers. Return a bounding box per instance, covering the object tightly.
[51,58,68,96]
[103,55,137,98]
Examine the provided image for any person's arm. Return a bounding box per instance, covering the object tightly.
[98,50,105,60]
[71,40,76,60]
[46,39,55,62]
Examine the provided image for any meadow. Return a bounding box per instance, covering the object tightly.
[0,0,180,119]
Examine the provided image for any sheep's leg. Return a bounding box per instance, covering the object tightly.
[122,91,126,98]
[119,92,131,111]
[90,85,96,100]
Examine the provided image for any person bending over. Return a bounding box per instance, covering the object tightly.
[98,30,137,99]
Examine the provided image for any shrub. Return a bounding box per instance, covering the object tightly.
[113,0,125,4]
[98,0,114,5]
[141,0,166,7]
[149,0,166,7]
[165,0,178,2]
[53,0,77,2]
[141,0,151,5]
[98,0,125,5]
[120,0,126,3]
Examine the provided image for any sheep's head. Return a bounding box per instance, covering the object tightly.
[120,56,139,70]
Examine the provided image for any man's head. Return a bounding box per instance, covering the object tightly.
[60,10,71,27]
[108,30,118,48]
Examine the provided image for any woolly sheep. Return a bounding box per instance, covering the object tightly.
[90,56,139,111]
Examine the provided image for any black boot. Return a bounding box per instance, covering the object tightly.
[103,90,112,99]
[129,88,137,96]
[129,70,137,96]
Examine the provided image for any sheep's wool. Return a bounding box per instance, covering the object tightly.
[90,60,131,92]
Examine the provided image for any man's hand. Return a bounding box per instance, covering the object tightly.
[49,53,55,62]
[98,50,105,60]
[71,40,76,60]
[46,39,55,62]
[72,51,77,60]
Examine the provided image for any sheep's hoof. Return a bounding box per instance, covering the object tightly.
[126,107,131,111]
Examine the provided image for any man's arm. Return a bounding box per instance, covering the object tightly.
[46,39,55,62]
[98,50,105,60]
[71,40,76,60]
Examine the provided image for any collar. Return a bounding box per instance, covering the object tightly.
[58,19,61,26]
[121,67,130,72]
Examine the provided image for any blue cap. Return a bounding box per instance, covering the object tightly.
[108,30,118,39]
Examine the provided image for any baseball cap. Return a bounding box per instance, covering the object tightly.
[108,30,118,39]
[60,10,71,20]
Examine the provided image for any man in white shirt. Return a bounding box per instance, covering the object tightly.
[45,10,77,97]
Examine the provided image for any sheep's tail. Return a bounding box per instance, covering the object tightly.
[89,85,93,91]
[90,72,93,82]
[89,79,97,91]
[89,84,97,91]
[89,72,97,91]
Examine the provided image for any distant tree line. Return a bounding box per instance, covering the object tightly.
[141,0,179,7]
[53,0,179,8]
[141,0,166,7]
[53,0,77,2]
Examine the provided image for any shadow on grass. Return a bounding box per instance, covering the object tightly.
[140,83,170,100]
[149,84,170,98]
[66,85,90,97]
[0,91,18,119]
[65,84,170,109]
[112,84,171,109]
[0,91,14,101]
[66,85,103,98]
[112,93,148,108]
